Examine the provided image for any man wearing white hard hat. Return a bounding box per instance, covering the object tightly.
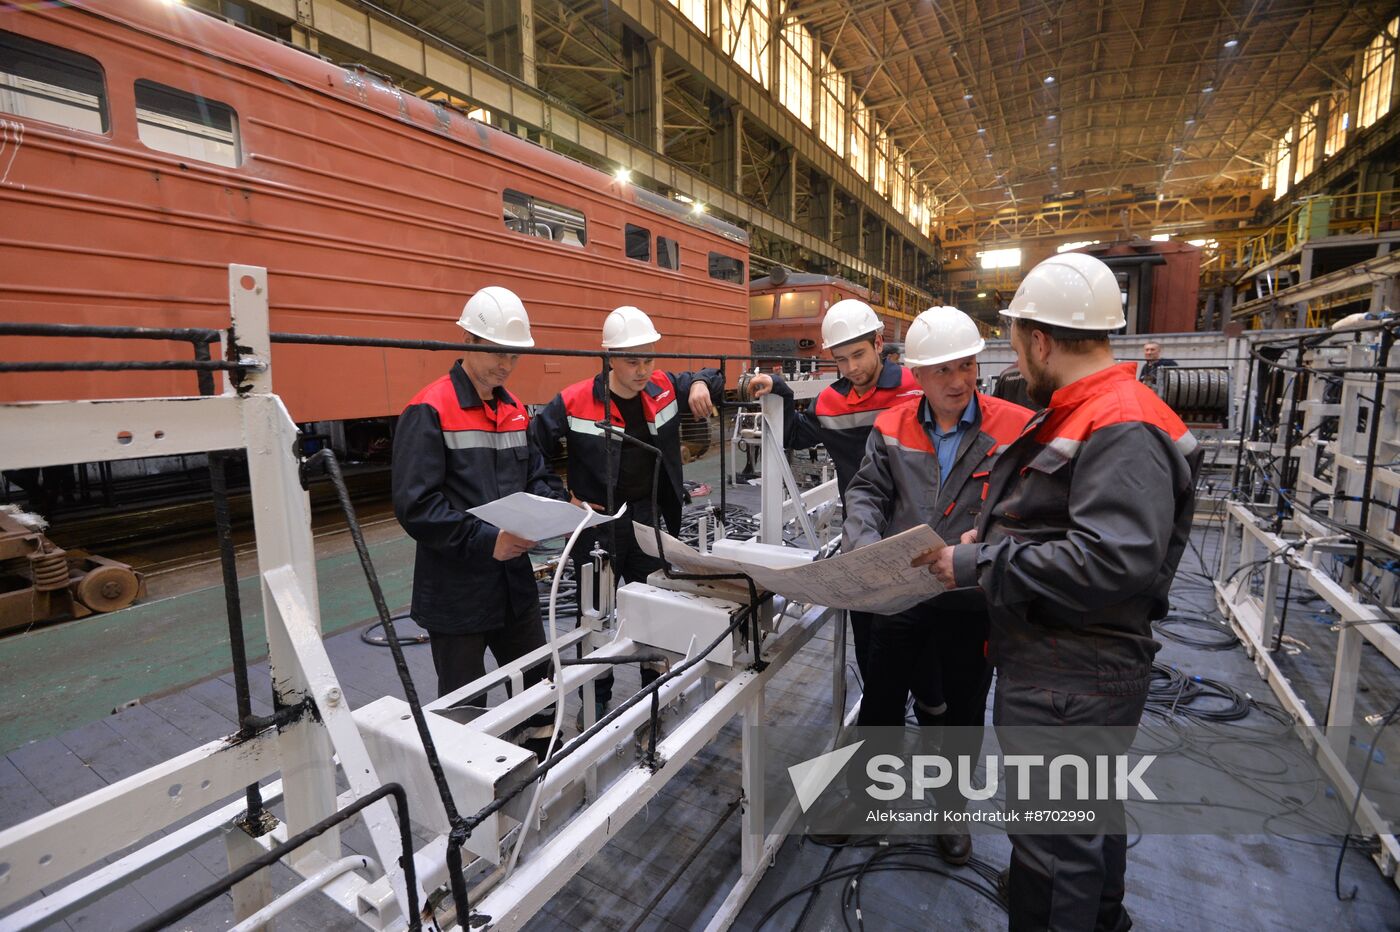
[531,306,724,719]
[392,286,567,757]
[914,253,1201,930]
[836,306,1033,862]
[746,298,922,686]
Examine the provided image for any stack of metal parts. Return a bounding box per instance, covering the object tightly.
[0,506,144,633]
[1156,367,1231,427]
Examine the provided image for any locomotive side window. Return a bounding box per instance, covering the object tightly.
[0,31,108,133]
[778,290,822,319]
[134,80,239,167]
[504,188,587,246]
[657,236,680,270]
[625,224,650,261]
[708,252,744,283]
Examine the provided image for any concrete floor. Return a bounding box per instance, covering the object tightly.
[1,454,1397,930]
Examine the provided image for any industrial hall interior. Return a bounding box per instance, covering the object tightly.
[4,0,1400,929]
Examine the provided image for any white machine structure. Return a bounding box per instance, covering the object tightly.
[0,267,850,930]
[1,273,1397,927]
[1213,325,1400,881]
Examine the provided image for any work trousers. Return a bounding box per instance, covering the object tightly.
[856,603,992,813]
[428,610,549,699]
[571,497,667,705]
[993,677,1147,932]
[848,610,873,685]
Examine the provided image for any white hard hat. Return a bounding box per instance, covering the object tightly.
[821,299,884,349]
[903,306,987,367]
[456,286,535,347]
[601,305,662,350]
[1001,252,1126,330]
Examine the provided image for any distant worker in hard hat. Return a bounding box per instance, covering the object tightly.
[746,298,922,681]
[841,306,1034,864]
[531,306,725,721]
[914,253,1201,931]
[392,286,566,757]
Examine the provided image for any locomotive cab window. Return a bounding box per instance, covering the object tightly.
[657,236,680,270]
[504,188,587,246]
[708,252,744,283]
[748,296,775,320]
[778,290,822,319]
[625,224,650,261]
[134,80,240,167]
[0,30,108,133]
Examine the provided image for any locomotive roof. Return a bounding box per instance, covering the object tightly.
[749,273,869,294]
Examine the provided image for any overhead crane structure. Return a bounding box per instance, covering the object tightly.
[180,0,1395,316]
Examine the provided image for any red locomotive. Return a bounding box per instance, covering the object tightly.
[748,269,991,364]
[0,0,751,419]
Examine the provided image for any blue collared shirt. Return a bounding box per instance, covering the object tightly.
[922,396,979,489]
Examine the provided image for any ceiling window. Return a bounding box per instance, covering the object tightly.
[1273,128,1292,200]
[1294,100,1319,185]
[1323,87,1349,158]
[1357,17,1397,130]
[873,126,890,197]
[666,0,707,32]
[779,16,815,127]
[849,101,870,180]
[891,150,909,214]
[722,0,771,89]
[818,50,846,157]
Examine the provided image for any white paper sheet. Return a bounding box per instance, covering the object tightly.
[468,492,623,541]
[634,522,947,614]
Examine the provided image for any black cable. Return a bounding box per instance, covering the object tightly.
[195,344,267,824]
[1334,696,1400,900]
[793,844,842,931]
[131,783,421,932]
[361,612,431,646]
[303,448,474,916]
[457,605,757,835]
[753,845,1007,930]
[1152,613,1239,651]
[622,796,743,932]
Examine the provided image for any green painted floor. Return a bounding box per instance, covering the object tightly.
[0,442,733,757]
[0,535,416,756]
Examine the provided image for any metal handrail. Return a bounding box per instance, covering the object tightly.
[1242,187,1400,269]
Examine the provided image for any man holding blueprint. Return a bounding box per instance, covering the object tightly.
[391,288,567,757]
[839,307,1033,860]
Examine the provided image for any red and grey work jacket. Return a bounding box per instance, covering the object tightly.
[952,363,1202,694]
[530,368,723,534]
[770,360,923,496]
[844,393,1035,551]
[391,361,565,634]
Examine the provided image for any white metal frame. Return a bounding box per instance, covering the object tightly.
[0,274,853,930]
[1215,329,1400,890]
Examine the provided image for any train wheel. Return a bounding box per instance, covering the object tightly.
[74,562,141,613]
